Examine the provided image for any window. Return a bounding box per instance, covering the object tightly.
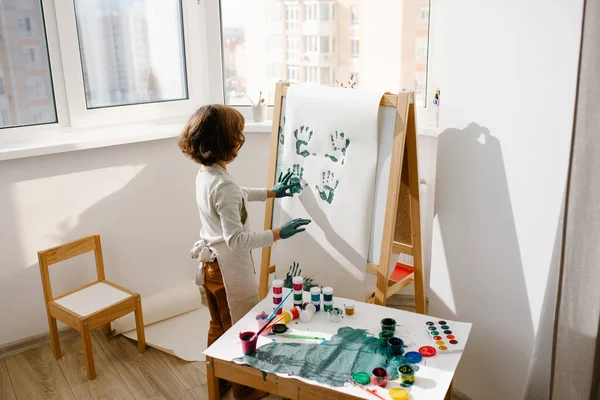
[319,3,331,21]
[19,17,34,37]
[72,0,187,109]
[305,35,318,52]
[320,36,331,53]
[350,39,360,58]
[217,0,432,108]
[350,6,360,26]
[1,0,56,129]
[320,67,332,85]
[27,77,46,99]
[286,4,298,32]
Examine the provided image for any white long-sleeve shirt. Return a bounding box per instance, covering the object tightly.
[196,164,274,251]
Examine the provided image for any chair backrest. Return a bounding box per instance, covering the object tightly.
[38,234,105,302]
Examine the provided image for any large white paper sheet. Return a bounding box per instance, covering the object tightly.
[204,290,472,399]
[113,280,210,361]
[274,85,384,299]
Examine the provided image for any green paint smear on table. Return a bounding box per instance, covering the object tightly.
[234,327,405,387]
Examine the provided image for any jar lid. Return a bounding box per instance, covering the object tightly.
[344,301,355,309]
[389,388,409,400]
[322,287,334,295]
[352,372,370,385]
[292,276,304,284]
[310,287,321,294]
[272,279,283,287]
[419,346,437,357]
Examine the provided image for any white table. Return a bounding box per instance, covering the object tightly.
[204,290,471,399]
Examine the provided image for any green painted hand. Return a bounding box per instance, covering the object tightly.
[280,218,312,239]
[294,126,315,158]
[325,131,350,165]
[315,171,339,204]
[287,164,305,195]
[272,171,301,198]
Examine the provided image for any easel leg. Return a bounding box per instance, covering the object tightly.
[206,356,220,400]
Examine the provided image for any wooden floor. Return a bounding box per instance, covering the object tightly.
[0,329,282,400]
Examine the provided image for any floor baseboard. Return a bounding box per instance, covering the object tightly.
[0,326,78,359]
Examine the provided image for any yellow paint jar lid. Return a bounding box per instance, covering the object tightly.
[389,388,409,400]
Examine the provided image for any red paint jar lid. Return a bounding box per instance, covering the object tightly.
[419,346,437,357]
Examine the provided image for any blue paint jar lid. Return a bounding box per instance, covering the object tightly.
[403,351,423,364]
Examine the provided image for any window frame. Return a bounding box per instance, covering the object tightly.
[53,0,208,128]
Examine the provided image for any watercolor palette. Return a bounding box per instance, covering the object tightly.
[425,320,464,352]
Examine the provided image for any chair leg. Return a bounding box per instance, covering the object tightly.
[47,316,62,359]
[134,298,146,352]
[81,325,96,380]
[103,323,112,336]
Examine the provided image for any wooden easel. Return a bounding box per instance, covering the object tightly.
[258,82,426,314]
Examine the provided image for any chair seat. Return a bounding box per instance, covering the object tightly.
[54,282,132,317]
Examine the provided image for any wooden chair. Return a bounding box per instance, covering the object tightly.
[38,234,146,380]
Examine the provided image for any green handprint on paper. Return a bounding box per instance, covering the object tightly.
[278,117,286,145]
[325,131,350,165]
[294,126,315,158]
[315,171,339,205]
[287,164,305,195]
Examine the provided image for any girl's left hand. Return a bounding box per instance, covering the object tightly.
[270,171,301,198]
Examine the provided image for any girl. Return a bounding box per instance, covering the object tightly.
[179,104,310,400]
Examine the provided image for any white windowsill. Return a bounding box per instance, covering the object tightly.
[0,119,274,162]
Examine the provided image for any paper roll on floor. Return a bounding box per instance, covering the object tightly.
[112,279,210,361]
[113,280,202,334]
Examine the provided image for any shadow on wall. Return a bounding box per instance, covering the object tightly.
[430,123,534,399]
[0,139,199,344]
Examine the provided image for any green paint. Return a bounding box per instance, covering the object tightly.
[272,171,300,198]
[325,131,350,165]
[287,164,305,194]
[280,218,312,239]
[315,171,339,204]
[235,327,389,387]
[278,117,286,145]
[294,125,314,158]
[431,331,439,335]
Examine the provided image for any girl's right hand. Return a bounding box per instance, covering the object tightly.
[273,218,312,240]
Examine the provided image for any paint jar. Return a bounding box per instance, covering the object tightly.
[371,367,389,388]
[239,331,258,355]
[293,292,303,302]
[292,276,304,291]
[387,337,405,356]
[329,307,343,322]
[290,306,301,320]
[344,301,355,316]
[273,306,283,315]
[398,363,419,387]
[379,330,394,346]
[273,294,282,305]
[300,303,316,322]
[272,279,283,295]
[310,287,321,302]
[280,310,293,324]
[312,302,321,312]
[322,287,334,302]
[256,312,270,337]
[380,318,397,332]
[323,301,333,312]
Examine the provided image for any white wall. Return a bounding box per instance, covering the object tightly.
[429,1,583,399]
[0,133,270,346]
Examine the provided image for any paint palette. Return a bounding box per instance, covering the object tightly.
[425,321,464,352]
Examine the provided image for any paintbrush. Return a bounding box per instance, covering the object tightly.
[266,289,293,321]
[348,380,386,400]
[276,334,326,341]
